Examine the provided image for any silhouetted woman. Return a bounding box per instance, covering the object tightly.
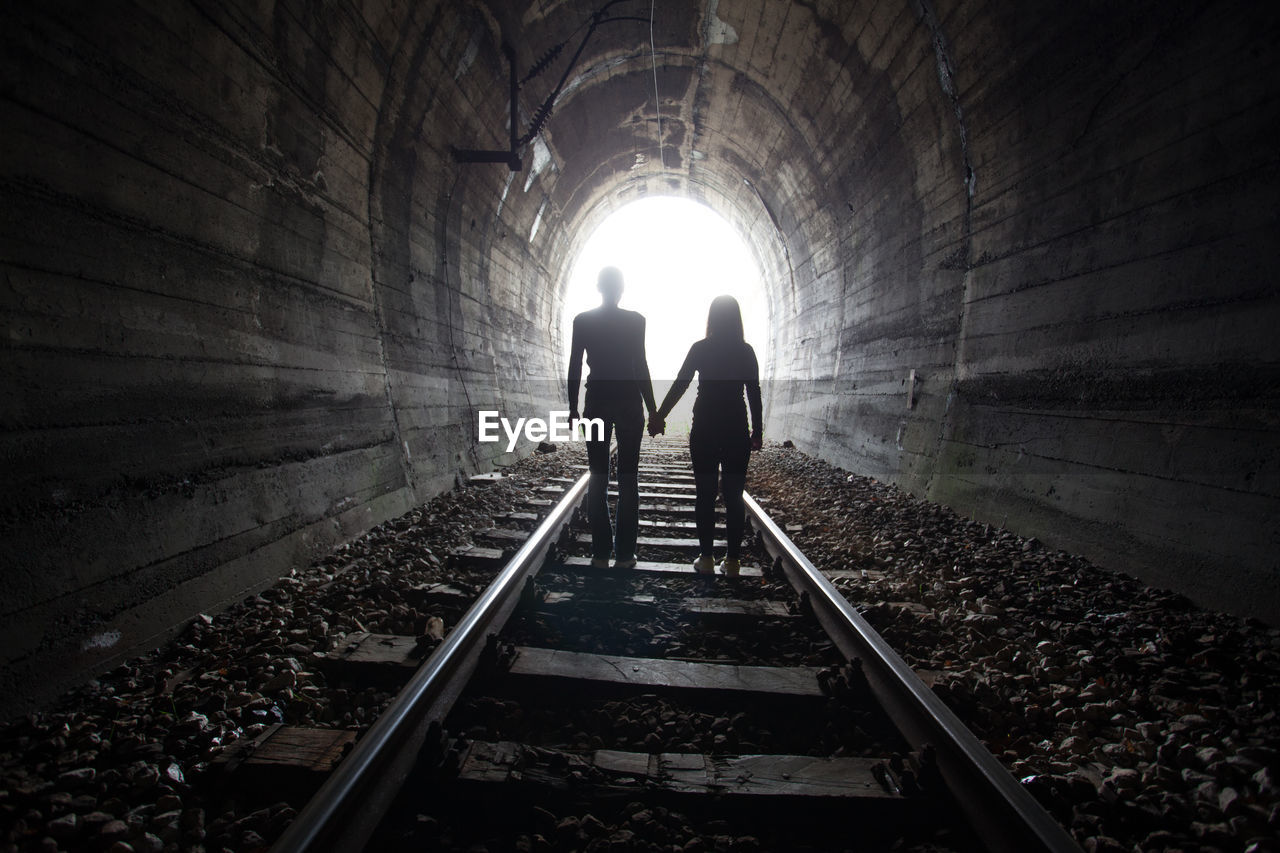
[651,295,762,576]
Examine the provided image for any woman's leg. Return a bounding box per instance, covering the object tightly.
[694,470,719,556]
[720,432,752,559]
[689,427,718,556]
[721,469,746,559]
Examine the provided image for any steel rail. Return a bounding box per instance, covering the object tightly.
[743,492,1081,853]
[271,471,591,853]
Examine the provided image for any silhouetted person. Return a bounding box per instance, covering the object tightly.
[568,266,658,568]
[651,295,762,576]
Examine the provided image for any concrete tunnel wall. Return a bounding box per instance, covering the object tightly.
[1,0,1276,715]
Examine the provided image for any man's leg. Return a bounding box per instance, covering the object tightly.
[612,405,644,561]
[585,413,616,560]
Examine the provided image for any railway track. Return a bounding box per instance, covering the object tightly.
[267,438,1080,852]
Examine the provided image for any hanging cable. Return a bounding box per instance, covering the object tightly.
[516,1,646,149]
[649,0,664,168]
[520,42,566,86]
[456,1,652,166]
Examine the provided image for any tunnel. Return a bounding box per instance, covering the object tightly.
[1,0,1277,716]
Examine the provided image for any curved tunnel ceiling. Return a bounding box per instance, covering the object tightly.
[434,0,960,361]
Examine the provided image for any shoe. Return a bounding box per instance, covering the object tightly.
[719,557,741,577]
[590,557,610,569]
[692,555,715,574]
[614,556,637,569]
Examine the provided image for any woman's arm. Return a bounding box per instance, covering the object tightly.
[745,345,762,449]
[657,343,698,419]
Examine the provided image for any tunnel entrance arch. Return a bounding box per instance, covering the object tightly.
[557,195,772,431]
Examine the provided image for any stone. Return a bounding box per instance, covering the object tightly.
[47,813,79,839]
[1219,787,1244,817]
[262,670,297,692]
[81,811,115,832]
[57,767,95,787]
[1105,768,1140,795]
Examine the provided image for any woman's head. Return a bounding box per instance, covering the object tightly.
[705,295,744,341]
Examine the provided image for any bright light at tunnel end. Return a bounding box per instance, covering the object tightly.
[561,196,769,382]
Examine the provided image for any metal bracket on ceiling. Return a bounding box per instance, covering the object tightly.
[451,43,523,172]
[450,1,649,174]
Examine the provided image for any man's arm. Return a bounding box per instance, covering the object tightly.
[635,316,657,416]
[567,315,585,418]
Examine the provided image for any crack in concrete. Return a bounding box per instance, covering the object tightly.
[1072,4,1208,148]
[914,0,975,501]
[364,4,450,501]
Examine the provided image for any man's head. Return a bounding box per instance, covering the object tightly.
[597,266,624,306]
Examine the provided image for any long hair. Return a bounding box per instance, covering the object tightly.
[705,295,744,342]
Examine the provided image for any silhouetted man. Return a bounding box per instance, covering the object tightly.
[567,266,658,568]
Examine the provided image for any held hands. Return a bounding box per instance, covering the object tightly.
[648,414,666,437]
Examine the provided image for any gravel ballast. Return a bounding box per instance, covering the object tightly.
[746,446,1280,853]
[0,449,581,851]
[2,442,1277,852]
